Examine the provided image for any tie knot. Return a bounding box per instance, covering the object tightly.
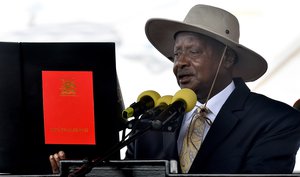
[196,106,209,114]
[196,106,212,126]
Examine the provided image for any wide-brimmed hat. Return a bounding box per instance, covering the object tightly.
[145,4,268,82]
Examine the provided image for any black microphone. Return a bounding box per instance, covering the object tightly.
[140,95,173,119]
[127,95,172,130]
[151,88,197,130]
[122,90,160,119]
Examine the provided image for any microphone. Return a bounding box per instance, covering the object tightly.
[151,88,197,130]
[122,90,160,119]
[127,95,172,129]
[140,95,173,120]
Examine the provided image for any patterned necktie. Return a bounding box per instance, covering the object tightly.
[179,106,209,173]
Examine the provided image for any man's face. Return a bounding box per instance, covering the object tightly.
[173,32,224,101]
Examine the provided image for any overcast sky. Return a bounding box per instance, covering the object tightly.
[1,0,300,106]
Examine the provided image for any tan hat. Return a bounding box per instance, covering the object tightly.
[145,4,268,82]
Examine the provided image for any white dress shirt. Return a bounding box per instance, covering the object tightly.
[177,81,236,154]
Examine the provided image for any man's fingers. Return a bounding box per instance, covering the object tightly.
[58,151,66,159]
[49,155,59,174]
[54,153,61,167]
[49,151,66,174]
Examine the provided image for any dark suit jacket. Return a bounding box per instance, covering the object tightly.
[125,78,300,174]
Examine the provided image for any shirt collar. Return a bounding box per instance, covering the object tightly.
[197,80,235,117]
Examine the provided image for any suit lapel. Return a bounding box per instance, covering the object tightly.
[189,78,250,172]
[195,107,239,162]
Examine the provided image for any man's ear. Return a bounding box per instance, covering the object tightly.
[224,49,236,68]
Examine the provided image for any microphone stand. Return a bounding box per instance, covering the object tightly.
[68,103,185,177]
[67,122,152,177]
[152,101,185,131]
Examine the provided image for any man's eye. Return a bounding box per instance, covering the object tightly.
[190,50,199,54]
[174,51,181,57]
[189,50,201,57]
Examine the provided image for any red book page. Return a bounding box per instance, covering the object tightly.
[42,71,95,145]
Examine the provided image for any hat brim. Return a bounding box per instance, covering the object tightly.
[145,18,268,82]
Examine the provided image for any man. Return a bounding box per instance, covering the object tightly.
[50,4,300,174]
[125,4,300,174]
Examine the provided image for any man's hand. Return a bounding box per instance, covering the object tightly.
[49,151,66,174]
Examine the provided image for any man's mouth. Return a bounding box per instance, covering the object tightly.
[178,74,193,84]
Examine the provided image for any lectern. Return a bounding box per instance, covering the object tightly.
[60,160,178,177]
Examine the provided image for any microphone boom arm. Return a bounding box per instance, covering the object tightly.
[68,125,152,177]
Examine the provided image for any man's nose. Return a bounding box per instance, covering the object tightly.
[175,54,190,68]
